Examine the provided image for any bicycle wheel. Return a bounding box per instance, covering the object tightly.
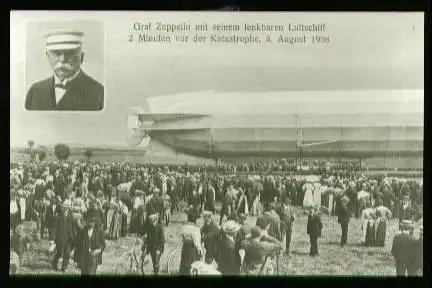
[114,253,135,275]
[166,249,182,275]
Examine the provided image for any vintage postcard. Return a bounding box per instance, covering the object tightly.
[10,11,423,276]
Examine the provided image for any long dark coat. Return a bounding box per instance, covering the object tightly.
[50,212,77,248]
[216,232,241,275]
[307,213,323,238]
[54,175,68,200]
[75,227,106,270]
[391,233,422,272]
[145,224,165,254]
[44,202,58,238]
[203,185,216,212]
[335,197,350,225]
[277,204,295,236]
[147,196,164,217]
[201,221,220,260]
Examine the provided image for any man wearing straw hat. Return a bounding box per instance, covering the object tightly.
[391,220,422,276]
[216,220,242,275]
[25,29,104,111]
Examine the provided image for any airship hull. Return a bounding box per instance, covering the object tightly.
[128,90,423,167]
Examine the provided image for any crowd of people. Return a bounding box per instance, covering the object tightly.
[9,159,423,276]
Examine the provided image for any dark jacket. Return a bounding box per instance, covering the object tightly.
[25,71,104,111]
[400,205,415,221]
[50,212,77,247]
[277,204,295,234]
[265,211,282,241]
[44,202,58,238]
[391,233,422,269]
[307,213,323,238]
[201,221,220,257]
[247,181,263,205]
[75,227,106,269]
[54,175,67,200]
[146,224,165,254]
[147,196,164,216]
[216,232,241,275]
[335,197,350,224]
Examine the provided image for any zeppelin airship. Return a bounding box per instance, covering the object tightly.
[126,89,423,164]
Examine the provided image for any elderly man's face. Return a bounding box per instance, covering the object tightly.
[46,48,83,81]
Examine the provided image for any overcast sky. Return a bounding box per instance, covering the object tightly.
[10,11,424,148]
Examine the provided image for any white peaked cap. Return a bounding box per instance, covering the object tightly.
[45,29,84,51]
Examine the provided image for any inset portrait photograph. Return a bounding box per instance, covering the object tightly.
[25,21,105,111]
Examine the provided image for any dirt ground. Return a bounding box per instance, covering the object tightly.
[15,204,406,276]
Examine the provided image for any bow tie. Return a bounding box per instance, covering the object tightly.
[55,83,69,89]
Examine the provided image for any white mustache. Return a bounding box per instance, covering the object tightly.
[54,63,74,71]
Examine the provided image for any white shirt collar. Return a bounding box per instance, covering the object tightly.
[54,69,81,86]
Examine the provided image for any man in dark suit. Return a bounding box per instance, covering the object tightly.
[216,220,242,275]
[335,195,351,246]
[307,205,323,256]
[391,220,422,276]
[201,211,220,264]
[75,215,106,275]
[142,213,165,275]
[219,183,237,225]
[146,188,164,225]
[25,30,104,111]
[278,199,295,255]
[50,206,77,272]
[246,179,262,216]
[42,190,57,240]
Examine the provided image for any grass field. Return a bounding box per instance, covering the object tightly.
[15,205,402,276]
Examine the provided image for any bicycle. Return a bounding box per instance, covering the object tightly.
[166,248,182,275]
[114,236,147,275]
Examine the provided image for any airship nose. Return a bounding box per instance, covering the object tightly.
[126,106,152,148]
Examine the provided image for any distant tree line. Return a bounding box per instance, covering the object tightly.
[26,140,77,162]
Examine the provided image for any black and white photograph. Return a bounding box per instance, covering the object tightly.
[24,20,105,112]
[10,11,423,276]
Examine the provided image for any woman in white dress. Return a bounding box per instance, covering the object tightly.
[10,190,20,230]
[302,182,314,208]
[313,181,322,207]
